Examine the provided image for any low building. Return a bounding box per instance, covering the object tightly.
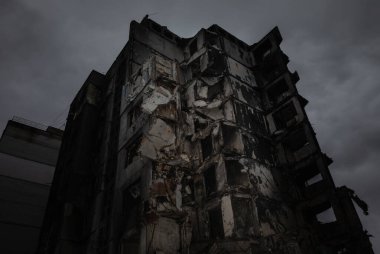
[0,117,63,254]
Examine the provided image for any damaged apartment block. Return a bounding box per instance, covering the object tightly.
[37,18,374,254]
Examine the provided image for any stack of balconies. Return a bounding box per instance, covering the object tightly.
[118,53,199,254]
[183,27,302,253]
[252,27,373,253]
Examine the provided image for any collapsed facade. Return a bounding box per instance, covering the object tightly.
[37,18,374,254]
[0,117,63,254]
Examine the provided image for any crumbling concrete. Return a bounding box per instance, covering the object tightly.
[37,18,374,254]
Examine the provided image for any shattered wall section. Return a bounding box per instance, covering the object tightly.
[118,39,292,253]
[40,18,374,254]
[180,30,303,253]
[118,54,196,254]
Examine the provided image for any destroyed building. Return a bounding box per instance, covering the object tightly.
[37,18,374,254]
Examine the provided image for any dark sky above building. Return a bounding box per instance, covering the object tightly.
[1,0,379,251]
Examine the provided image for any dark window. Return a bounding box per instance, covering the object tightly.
[295,160,320,187]
[221,124,242,156]
[267,78,289,103]
[205,31,219,47]
[194,118,208,132]
[225,160,249,186]
[204,165,217,196]
[304,201,336,224]
[190,58,201,74]
[201,135,213,159]
[254,39,272,62]
[221,124,235,144]
[123,181,141,229]
[259,56,286,84]
[208,206,224,239]
[231,197,255,238]
[284,128,308,152]
[207,81,223,100]
[273,102,298,129]
[202,49,225,76]
[316,206,336,224]
[128,100,142,126]
[296,167,325,197]
[241,134,273,164]
[125,136,141,167]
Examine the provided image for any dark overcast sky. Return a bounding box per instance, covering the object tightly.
[1,0,379,251]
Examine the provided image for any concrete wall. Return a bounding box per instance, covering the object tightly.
[0,118,63,254]
[0,120,62,166]
[0,176,50,254]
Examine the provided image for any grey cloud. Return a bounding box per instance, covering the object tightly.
[0,0,379,251]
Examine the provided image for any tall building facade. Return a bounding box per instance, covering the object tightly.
[37,18,373,254]
[0,117,63,254]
